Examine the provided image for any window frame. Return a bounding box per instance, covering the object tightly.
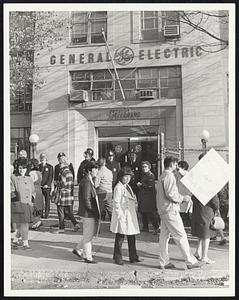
[71,11,107,45]
[70,66,181,102]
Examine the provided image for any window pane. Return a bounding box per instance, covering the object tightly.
[143,11,157,18]
[93,70,111,80]
[168,77,181,88]
[115,80,135,90]
[160,78,168,87]
[138,68,157,79]
[72,24,87,34]
[144,19,156,30]
[91,11,107,20]
[92,81,112,89]
[11,129,19,139]
[71,72,90,81]
[72,12,88,23]
[93,90,112,101]
[138,79,158,88]
[72,82,90,90]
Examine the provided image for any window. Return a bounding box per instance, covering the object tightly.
[140,11,179,41]
[70,66,181,102]
[137,66,181,98]
[11,127,31,155]
[71,11,107,45]
[71,70,113,101]
[10,84,32,112]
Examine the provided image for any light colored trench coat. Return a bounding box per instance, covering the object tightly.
[110,181,140,235]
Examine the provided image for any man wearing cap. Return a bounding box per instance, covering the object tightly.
[77,148,95,184]
[39,153,53,219]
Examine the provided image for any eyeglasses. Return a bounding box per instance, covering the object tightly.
[142,165,148,168]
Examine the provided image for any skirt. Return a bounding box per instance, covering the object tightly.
[11,202,34,223]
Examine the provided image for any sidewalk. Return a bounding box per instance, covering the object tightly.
[11,203,230,289]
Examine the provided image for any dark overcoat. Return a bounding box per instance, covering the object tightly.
[78,175,100,219]
[191,194,219,239]
[138,171,157,212]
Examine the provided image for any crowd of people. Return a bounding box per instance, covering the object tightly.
[10,147,229,268]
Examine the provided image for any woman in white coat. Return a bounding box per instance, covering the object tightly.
[110,166,140,265]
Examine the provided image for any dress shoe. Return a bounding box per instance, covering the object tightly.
[158,262,176,269]
[53,229,64,234]
[187,261,204,269]
[72,249,83,259]
[115,260,124,265]
[201,258,215,264]
[84,258,97,264]
[218,238,227,245]
[23,245,32,251]
[130,258,142,263]
[73,223,81,232]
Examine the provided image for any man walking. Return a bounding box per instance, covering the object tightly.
[156,156,202,269]
[39,153,53,219]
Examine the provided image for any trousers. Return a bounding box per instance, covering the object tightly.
[41,188,51,218]
[75,217,96,260]
[98,192,112,220]
[141,212,159,230]
[158,211,197,266]
[113,233,138,262]
[57,205,78,229]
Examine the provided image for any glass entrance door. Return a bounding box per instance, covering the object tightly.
[98,126,160,178]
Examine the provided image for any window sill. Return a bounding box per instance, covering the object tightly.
[67,42,113,48]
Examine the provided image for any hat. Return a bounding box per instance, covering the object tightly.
[40,153,47,160]
[84,148,94,156]
[57,152,66,158]
[118,166,134,178]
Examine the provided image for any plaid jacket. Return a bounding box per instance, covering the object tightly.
[58,166,74,206]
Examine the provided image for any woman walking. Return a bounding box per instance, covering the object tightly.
[72,161,100,263]
[191,153,220,264]
[29,158,44,230]
[110,166,141,265]
[137,161,160,234]
[11,158,35,250]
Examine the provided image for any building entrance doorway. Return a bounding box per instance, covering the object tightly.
[98,125,160,178]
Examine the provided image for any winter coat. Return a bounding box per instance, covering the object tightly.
[138,171,157,213]
[78,175,100,219]
[77,158,95,184]
[11,174,35,223]
[29,170,44,211]
[191,194,219,239]
[58,166,74,206]
[110,181,140,235]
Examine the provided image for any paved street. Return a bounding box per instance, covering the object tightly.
[10,203,230,290]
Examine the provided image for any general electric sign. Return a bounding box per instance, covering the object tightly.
[49,46,202,65]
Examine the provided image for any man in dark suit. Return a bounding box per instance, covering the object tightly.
[39,153,53,219]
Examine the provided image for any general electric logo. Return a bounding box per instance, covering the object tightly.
[114,46,134,65]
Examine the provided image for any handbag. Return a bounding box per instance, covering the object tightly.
[51,186,61,204]
[210,216,225,231]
